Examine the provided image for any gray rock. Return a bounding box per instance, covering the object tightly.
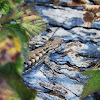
[36,5,100,29]
[23,0,100,100]
[35,96,44,100]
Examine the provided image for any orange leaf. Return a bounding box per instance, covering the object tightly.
[94,0,100,5]
[83,5,100,25]
[68,0,89,6]
[50,0,60,6]
[85,4,100,13]
[95,14,100,20]
[83,11,94,25]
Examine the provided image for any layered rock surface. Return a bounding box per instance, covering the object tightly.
[23,0,100,100]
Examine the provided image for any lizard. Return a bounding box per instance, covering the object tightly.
[23,37,63,73]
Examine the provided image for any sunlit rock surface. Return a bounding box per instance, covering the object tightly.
[23,0,100,100]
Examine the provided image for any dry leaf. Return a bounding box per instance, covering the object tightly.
[94,13,100,20]
[83,11,94,25]
[85,4,100,13]
[68,0,89,6]
[94,0,100,5]
[50,0,60,6]
[83,4,100,25]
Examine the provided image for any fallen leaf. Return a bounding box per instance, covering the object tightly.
[85,4,100,13]
[94,0,100,5]
[83,11,94,25]
[50,0,60,6]
[83,5,100,25]
[68,0,89,6]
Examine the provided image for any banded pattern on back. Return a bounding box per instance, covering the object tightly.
[24,37,63,71]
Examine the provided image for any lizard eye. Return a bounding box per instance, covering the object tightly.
[49,38,54,41]
[24,62,27,64]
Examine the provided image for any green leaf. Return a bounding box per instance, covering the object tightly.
[0,0,24,15]
[0,57,23,76]
[0,1,46,38]
[14,3,46,38]
[0,28,22,65]
[81,70,100,98]
[0,3,10,14]
[3,24,29,61]
[0,58,37,100]
[11,0,24,5]
[0,0,9,14]
[0,27,8,39]
[15,57,23,73]
[5,77,37,100]
[0,78,20,100]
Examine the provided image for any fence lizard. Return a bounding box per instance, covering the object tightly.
[23,37,63,73]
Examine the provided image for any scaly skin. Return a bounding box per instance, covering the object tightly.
[24,37,63,71]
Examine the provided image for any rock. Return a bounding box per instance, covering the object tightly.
[23,62,86,100]
[23,0,100,100]
[53,27,100,70]
[35,96,44,100]
[50,42,100,70]
[36,5,100,29]
[54,27,100,43]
